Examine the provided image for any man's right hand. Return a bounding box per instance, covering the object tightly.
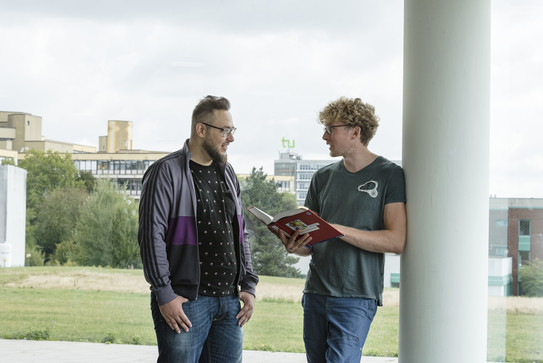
[279,229,312,256]
[159,295,192,333]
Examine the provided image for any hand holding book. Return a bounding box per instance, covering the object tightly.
[246,206,344,247]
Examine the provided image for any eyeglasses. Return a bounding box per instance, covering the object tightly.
[323,124,350,135]
[201,122,236,138]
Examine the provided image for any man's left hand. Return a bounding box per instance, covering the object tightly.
[236,291,255,327]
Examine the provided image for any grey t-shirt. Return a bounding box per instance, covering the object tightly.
[304,156,406,305]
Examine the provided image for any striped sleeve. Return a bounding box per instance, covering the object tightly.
[138,160,178,305]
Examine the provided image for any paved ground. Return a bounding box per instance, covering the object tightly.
[0,339,400,362]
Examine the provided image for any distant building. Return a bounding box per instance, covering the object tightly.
[489,197,543,295]
[381,198,543,296]
[274,150,336,205]
[72,120,168,198]
[0,111,95,154]
[237,173,295,194]
[0,111,169,198]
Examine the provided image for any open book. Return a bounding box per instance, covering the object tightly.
[246,206,344,247]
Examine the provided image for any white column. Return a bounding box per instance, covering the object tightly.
[0,165,27,267]
[400,1,490,363]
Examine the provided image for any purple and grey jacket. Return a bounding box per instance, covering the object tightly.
[138,139,258,306]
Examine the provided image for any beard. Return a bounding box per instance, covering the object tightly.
[203,135,227,164]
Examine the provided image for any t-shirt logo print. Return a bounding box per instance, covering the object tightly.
[358,180,379,198]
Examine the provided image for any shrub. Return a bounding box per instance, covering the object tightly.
[519,259,543,297]
[54,240,79,266]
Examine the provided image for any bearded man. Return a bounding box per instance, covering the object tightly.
[138,95,258,363]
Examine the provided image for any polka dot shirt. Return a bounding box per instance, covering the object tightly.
[190,160,238,296]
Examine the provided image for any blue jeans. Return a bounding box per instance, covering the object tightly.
[302,293,377,363]
[150,293,243,363]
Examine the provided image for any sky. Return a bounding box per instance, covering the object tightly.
[1,0,542,198]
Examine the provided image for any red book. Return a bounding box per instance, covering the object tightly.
[246,206,343,247]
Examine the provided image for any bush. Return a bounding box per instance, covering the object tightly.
[519,259,543,297]
[25,246,46,266]
[74,180,140,268]
[101,333,117,344]
[7,328,50,341]
[54,240,79,266]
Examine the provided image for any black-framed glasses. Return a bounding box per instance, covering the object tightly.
[201,122,236,137]
[324,124,351,135]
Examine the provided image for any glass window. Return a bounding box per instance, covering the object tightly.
[519,220,530,236]
[518,251,530,267]
[495,219,508,227]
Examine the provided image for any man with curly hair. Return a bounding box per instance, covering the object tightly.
[279,97,407,362]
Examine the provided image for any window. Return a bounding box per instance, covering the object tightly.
[519,220,530,236]
[518,220,531,252]
[496,219,508,227]
[518,251,530,267]
[391,273,400,288]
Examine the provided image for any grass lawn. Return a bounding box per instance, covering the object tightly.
[0,288,155,345]
[0,267,542,362]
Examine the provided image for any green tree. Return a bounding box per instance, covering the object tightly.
[1,158,16,166]
[18,150,85,249]
[74,179,140,268]
[519,259,543,297]
[34,188,89,256]
[241,167,301,277]
[54,240,79,265]
[110,200,141,268]
[77,171,97,193]
[18,150,83,213]
[25,245,46,266]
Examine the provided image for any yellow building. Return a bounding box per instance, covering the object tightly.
[0,111,95,155]
[1,111,293,199]
[0,111,169,198]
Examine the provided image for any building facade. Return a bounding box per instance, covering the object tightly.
[489,197,543,295]
[0,111,95,154]
[72,120,168,198]
[384,197,543,297]
[0,112,169,199]
[274,150,336,205]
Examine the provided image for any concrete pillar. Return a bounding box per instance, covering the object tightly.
[0,165,27,267]
[400,1,490,363]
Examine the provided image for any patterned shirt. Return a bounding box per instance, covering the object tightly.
[190,160,238,296]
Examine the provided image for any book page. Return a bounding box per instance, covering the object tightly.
[246,206,273,225]
[271,206,308,222]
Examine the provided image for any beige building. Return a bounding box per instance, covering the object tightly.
[0,111,169,198]
[1,111,294,199]
[0,111,95,155]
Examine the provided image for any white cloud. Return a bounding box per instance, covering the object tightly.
[489,0,543,197]
[0,0,542,197]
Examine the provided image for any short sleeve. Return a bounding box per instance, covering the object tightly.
[385,166,406,205]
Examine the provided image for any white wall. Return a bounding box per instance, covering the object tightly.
[384,254,401,287]
[488,257,513,296]
[0,165,27,267]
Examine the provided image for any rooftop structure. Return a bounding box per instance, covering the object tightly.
[0,111,169,198]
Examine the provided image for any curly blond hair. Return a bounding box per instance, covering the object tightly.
[318,97,379,146]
